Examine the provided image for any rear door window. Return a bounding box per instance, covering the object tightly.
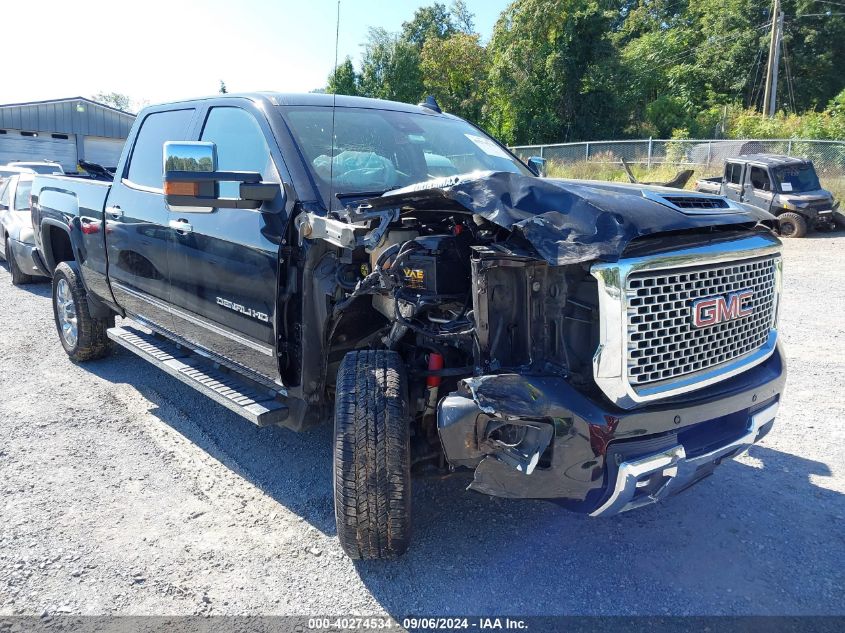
[126,109,195,189]
[0,180,9,207]
[726,163,742,185]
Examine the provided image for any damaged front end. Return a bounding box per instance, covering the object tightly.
[300,171,785,516]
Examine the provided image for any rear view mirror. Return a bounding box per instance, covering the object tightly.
[527,156,546,177]
[163,141,281,212]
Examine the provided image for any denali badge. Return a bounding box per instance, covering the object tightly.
[692,290,753,328]
[216,297,269,323]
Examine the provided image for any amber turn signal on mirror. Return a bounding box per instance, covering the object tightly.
[163,181,201,196]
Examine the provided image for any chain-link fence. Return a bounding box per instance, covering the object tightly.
[511,138,845,173]
[510,138,845,199]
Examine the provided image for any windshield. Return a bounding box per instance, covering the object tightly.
[774,164,820,193]
[279,106,529,206]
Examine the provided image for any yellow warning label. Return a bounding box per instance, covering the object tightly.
[402,268,426,289]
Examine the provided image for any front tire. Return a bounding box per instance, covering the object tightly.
[778,212,808,238]
[333,349,412,560]
[5,237,35,285]
[52,261,113,361]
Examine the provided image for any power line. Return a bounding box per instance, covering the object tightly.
[812,0,845,8]
[781,34,797,113]
[644,21,771,72]
[741,45,766,108]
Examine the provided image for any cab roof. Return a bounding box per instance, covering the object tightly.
[153,92,449,117]
[729,154,809,167]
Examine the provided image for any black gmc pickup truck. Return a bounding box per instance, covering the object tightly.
[30,93,786,559]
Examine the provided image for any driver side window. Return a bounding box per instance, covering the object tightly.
[200,107,277,198]
[749,166,770,192]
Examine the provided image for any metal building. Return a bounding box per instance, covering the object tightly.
[0,97,135,171]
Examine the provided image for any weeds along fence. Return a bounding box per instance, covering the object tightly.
[510,138,845,198]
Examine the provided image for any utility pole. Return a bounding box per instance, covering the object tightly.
[762,0,784,117]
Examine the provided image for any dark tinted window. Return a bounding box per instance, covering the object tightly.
[775,164,821,193]
[127,109,195,188]
[726,163,742,185]
[14,179,32,210]
[749,166,771,191]
[200,107,275,197]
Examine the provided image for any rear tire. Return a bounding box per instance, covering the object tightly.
[51,261,113,361]
[5,237,35,285]
[333,349,412,560]
[778,212,807,238]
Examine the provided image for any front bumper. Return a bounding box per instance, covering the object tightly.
[9,239,47,277]
[437,343,786,515]
[590,400,777,516]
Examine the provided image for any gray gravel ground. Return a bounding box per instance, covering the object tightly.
[0,234,843,619]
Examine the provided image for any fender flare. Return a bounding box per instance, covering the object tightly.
[40,219,113,318]
[39,218,81,272]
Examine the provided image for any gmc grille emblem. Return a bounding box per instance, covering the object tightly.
[691,290,754,328]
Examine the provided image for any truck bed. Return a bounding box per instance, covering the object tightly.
[694,176,722,194]
[32,174,111,222]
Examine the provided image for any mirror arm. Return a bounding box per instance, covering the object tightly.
[165,170,262,184]
[240,182,279,202]
[166,195,262,210]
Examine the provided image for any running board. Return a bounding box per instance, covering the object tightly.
[107,324,288,427]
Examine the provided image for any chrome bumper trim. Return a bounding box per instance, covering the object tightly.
[590,400,779,517]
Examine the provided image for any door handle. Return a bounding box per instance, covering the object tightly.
[169,219,193,234]
[106,205,123,219]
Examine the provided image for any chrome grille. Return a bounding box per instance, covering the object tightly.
[626,256,777,386]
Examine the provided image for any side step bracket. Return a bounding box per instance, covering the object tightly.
[107,324,288,427]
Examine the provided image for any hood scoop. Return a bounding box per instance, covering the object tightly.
[642,190,737,215]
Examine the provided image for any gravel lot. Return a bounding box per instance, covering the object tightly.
[0,234,843,619]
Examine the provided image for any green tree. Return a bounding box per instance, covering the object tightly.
[354,3,476,104]
[401,2,456,45]
[450,0,475,34]
[779,1,845,111]
[485,0,625,144]
[91,91,134,112]
[420,33,487,122]
[327,57,360,96]
[358,27,425,103]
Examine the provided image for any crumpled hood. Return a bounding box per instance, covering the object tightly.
[369,171,765,265]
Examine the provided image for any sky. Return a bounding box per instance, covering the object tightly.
[1,0,511,109]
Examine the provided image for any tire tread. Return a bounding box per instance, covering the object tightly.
[333,349,411,560]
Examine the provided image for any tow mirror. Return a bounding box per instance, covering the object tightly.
[162,141,281,212]
[527,156,546,177]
